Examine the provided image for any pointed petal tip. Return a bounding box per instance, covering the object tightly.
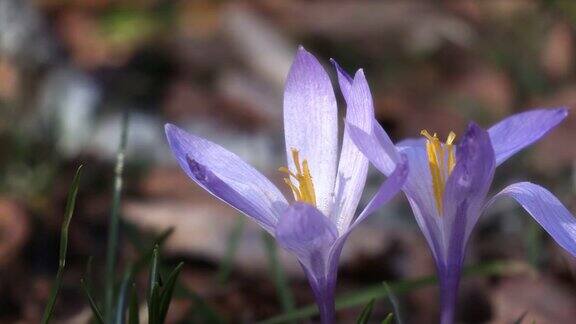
[296,45,309,56]
[463,121,490,142]
[543,106,569,118]
[164,123,183,146]
[164,123,176,134]
[354,68,365,79]
[293,46,316,64]
[558,106,569,117]
[466,120,483,131]
[332,59,354,86]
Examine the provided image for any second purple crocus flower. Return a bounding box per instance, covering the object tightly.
[348,106,576,324]
[165,47,408,323]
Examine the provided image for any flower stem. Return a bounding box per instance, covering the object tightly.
[310,275,336,324]
[439,264,462,324]
[104,110,129,321]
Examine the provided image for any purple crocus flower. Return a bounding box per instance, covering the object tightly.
[347,105,576,324]
[165,47,408,323]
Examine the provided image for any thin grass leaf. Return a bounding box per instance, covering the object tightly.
[148,245,160,302]
[128,283,139,324]
[148,245,162,324]
[382,313,394,324]
[114,266,134,324]
[217,217,245,284]
[356,299,375,324]
[104,109,130,321]
[149,284,161,324]
[259,261,527,324]
[84,256,94,289]
[81,278,105,324]
[133,228,174,273]
[383,282,403,324]
[261,231,295,320]
[41,165,83,324]
[158,262,184,323]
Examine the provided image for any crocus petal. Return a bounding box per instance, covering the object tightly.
[276,202,338,266]
[443,122,496,250]
[348,122,443,255]
[347,120,399,176]
[283,46,338,215]
[165,124,288,233]
[275,203,337,301]
[400,144,439,219]
[276,203,338,323]
[488,108,568,166]
[396,137,425,148]
[330,58,353,102]
[332,70,373,234]
[437,123,496,324]
[489,182,576,257]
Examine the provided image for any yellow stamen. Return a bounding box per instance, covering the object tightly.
[420,130,457,215]
[278,148,317,206]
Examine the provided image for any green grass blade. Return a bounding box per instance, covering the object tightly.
[114,266,134,324]
[41,165,83,324]
[356,299,375,324]
[84,256,94,288]
[128,283,139,324]
[149,284,161,324]
[104,109,130,321]
[261,232,295,319]
[382,313,394,324]
[133,228,174,273]
[81,278,105,324]
[259,261,526,324]
[148,245,161,324]
[217,217,245,284]
[383,282,403,324]
[159,262,184,323]
[148,245,160,302]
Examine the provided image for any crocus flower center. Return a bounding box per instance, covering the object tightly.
[421,130,457,215]
[278,148,317,206]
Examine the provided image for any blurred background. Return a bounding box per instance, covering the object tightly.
[1,0,576,323]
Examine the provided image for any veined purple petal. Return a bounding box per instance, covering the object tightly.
[348,122,442,257]
[276,203,337,266]
[165,124,287,233]
[330,58,353,102]
[332,70,373,234]
[275,203,338,323]
[347,120,399,176]
[396,137,425,148]
[444,122,495,250]
[489,182,576,257]
[283,46,338,215]
[438,123,495,324]
[400,144,439,219]
[488,107,568,166]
